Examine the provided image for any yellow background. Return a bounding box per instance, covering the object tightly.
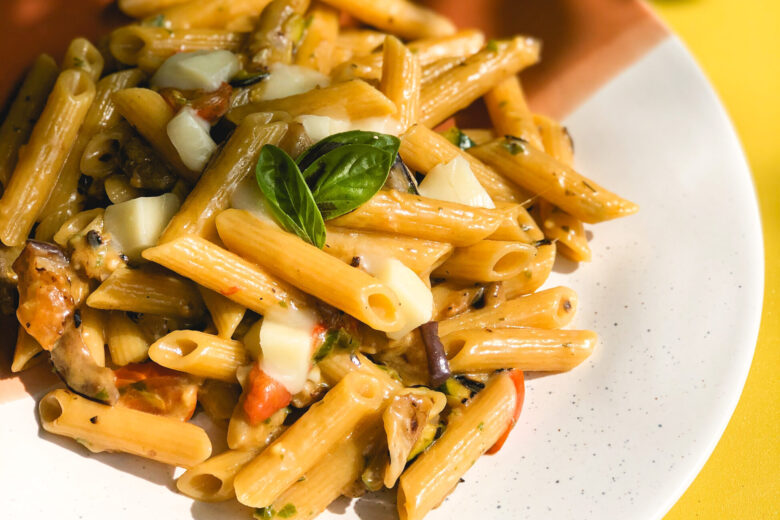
[652,1,780,518]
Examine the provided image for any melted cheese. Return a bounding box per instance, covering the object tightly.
[417,156,495,208]
[255,63,330,101]
[151,50,239,92]
[167,107,217,172]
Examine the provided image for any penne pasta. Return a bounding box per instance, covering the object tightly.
[443,327,597,373]
[227,402,288,450]
[118,0,190,18]
[470,138,639,224]
[437,286,578,337]
[319,0,455,40]
[397,372,516,520]
[246,0,311,70]
[80,307,107,367]
[63,37,105,82]
[419,36,541,128]
[152,0,273,30]
[216,209,403,333]
[233,372,384,508]
[489,202,544,243]
[142,235,312,314]
[159,118,288,243]
[198,287,246,339]
[432,240,536,282]
[149,330,248,382]
[107,311,150,366]
[502,242,557,298]
[329,191,504,247]
[380,36,421,131]
[0,54,58,190]
[87,265,205,319]
[177,448,260,502]
[39,389,212,467]
[400,124,531,204]
[294,3,340,74]
[0,69,95,246]
[484,76,543,150]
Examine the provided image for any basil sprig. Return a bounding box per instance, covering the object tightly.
[255,145,326,248]
[255,130,400,247]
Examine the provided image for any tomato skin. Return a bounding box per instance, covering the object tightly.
[114,362,198,421]
[243,363,292,425]
[486,370,525,455]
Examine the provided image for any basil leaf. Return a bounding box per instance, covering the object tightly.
[303,144,393,220]
[255,145,326,248]
[297,130,400,172]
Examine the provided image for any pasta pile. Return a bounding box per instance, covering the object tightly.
[0,0,638,519]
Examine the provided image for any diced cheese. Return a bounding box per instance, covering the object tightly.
[296,115,351,143]
[151,50,240,92]
[255,63,330,101]
[230,176,280,228]
[167,107,217,171]
[372,258,433,340]
[103,193,180,261]
[350,117,402,137]
[417,156,495,208]
[259,307,319,394]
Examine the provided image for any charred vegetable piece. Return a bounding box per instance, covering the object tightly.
[13,241,78,350]
[383,155,419,194]
[119,134,177,192]
[420,321,451,387]
[115,362,199,421]
[230,70,269,87]
[159,82,233,125]
[68,215,126,281]
[440,377,471,403]
[50,326,119,404]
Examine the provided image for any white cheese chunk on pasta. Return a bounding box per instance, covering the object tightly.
[259,307,319,394]
[417,155,495,208]
[295,114,401,144]
[230,176,280,228]
[372,258,433,340]
[256,63,330,101]
[167,107,217,172]
[151,50,240,92]
[104,193,180,262]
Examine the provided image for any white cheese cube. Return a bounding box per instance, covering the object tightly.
[372,258,433,340]
[256,63,330,101]
[230,176,280,228]
[296,115,351,143]
[103,193,180,261]
[167,107,217,172]
[417,155,495,208]
[151,50,240,92]
[259,307,319,394]
[350,117,401,137]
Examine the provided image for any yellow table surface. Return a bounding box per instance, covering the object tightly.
[651,1,780,518]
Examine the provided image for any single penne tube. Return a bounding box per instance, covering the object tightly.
[329,191,503,247]
[420,56,463,85]
[533,114,592,262]
[0,54,58,189]
[319,0,455,39]
[216,210,403,333]
[397,372,516,520]
[334,29,386,59]
[489,202,544,243]
[380,36,421,131]
[437,286,578,336]
[227,402,288,450]
[502,242,557,298]
[462,128,495,145]
[324,226,453,278]
[259,423,378,520]
[233,372,384,508]
[63,37,105,81]
[118,0,190,18]
[245,0,310,70]
[153,0,273,29]
[399,124,530,204]
[112,88,199,182]
[294,3,339,74]
[149,330,248,382]
[177,448,260,502]
[87,265,205,318]
[39,388,212,467]
[160,118,288,243]
[470,137,639,223]
[0,69,95,246]
[104,173,141,204]
[432,240,536,282]
[443,327,597,373]
[431,281,486,321]
[330,29,484,83]
[80,122,134,179]
[52,208,103,247]
[318,352,403,397]
[143,235,312,314]
[107,311,150,366]
[37,69,146,242]
[11,328,44,373]
[109,26,246,71]
[232,79,396,121]
[419,36,540,128]
[198,287,246,339]
[484,76,543,149]
[80,307,107,367]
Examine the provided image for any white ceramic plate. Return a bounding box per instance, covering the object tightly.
[0,37,763,520]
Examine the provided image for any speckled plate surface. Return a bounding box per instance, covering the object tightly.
[0,1,764,520]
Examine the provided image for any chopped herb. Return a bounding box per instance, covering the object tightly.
[148,14,166,27]
[278,301,288,308]
[486,39,499,52]
[72,57,84,68]
[94,389,109,401]
[277,504,297,518]
[313,328,358,361]
[442,127,476,150]
[501,136,527,155]
[582,180,597,193]
[254,507,274,520]
[130,381,148,392]
[478,422,485,431]
[297,476,306,482]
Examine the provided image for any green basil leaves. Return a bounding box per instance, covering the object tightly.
[255,145,326,248]
[255,130,400,248]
